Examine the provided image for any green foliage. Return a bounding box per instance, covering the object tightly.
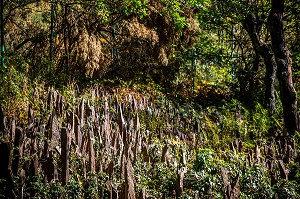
[66,178,83,198]
[160,0,188,30]
[83,175,99,199]
[49,181,65,198]
[240,164,274,198]
[194,149,214,172]
[122,0,149,18]
[0,179,7,198]
[192,148,300,198]
[1,0,300,198]
[94,2,111,23]
[138,162,177,197]
[275,179,300,199]
[288,162,300,193]
[0,66,33,119]
[25,175,50,198]
[192,149,223,198]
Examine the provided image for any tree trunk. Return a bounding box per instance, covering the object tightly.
[269,0,299,135]
[243,13,277,114]
[262,44,277,114]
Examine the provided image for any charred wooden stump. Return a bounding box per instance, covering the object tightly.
[88,128,96,174]
[61,127,70,185]
[0,141,15,198]
[42,152,58,183]
[0,107,7,138]
[12,127,24,175]
[175,166,187,198]
[106,180,118,199]
[138,188,146,199]
[227,174,240,199]
[278,160,288,180]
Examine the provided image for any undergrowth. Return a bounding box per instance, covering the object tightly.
[0,66,299,198]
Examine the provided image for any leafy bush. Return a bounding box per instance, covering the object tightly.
[240,164,274,199]
[193,149,223,198]
[275,179,300,199]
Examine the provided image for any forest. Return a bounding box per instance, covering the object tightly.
[0,0,300,198]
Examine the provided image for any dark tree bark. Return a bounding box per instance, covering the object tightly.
[269,0,299,135]
[243,13,277,114]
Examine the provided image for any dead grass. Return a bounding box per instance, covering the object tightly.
[124,17,159,45]
[77,30,110,77]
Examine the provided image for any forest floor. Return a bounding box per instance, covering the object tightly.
[1,81,300,198]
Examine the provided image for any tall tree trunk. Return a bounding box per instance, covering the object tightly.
[243,13,277,114]
[269,0,299,135]
[263,44,277,114]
